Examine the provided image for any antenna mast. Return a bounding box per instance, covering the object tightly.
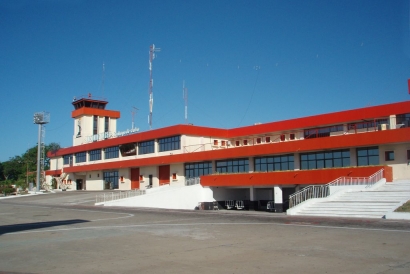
[101,62,105,98]
[183,80,188,124]
[131,106,138,129]
[148,44,160,129]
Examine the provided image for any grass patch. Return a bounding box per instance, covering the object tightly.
[395,200,410,212]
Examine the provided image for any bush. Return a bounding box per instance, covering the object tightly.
[0,185,16,196]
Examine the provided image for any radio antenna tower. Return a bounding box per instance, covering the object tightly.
[183,80,188,124]
[131,106,138,129]
[148,44,160,129]
[101,62,105,97]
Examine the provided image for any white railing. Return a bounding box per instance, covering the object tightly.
[288,169,384,209]
[95,189,146,204]
[185,177,200,186]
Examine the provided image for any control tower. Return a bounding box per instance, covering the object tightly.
[71,94,120,146]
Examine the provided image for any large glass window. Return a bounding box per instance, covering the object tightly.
[254,154,294,172]
[105,146,119,159]
[89,149,101,161]
[103,171,118,189]
[357,147,379,166]
[304,125,344,139]
[75,152,86,163]
[159,135,181,152]
[138,140,155,155]
[300,149,350,170]
[93,115,98,135]
[63,154,73,165]
[185,162,213,178]
[348,118,388,130]
[216,158,249,173]
[119,143,137,157]
[104,116,109,135]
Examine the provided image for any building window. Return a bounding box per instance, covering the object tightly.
[138,140,155,155]
[385,151,394,161]
[63,154,73,165]
[75,152,86,163]
[172,173,177,180]
[93,115,98,135]
[221,140,226,146]
[243,140,248,145]
[280,134,285,141]
[255,154,294,172]
[304,124,344,139]
[348,119,388,131]
[213,140,218,146]
[216,158,249,174]
[235,140,240,146]
[357,147,379,166]
[104,117,109,138]
[290,133,295,140]
[301,149,350,170]
[185,162,212,178]
[119,143,137,157]
[103,171,118,189]
[89,149,101,161]
[159,135,181,152]
[265,136,270,143]
[105,146,119,159]
[256,138,261,144]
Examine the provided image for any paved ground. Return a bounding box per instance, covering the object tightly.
[1,191,410,274]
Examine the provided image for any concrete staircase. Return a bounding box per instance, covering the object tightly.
[291,180,410,218]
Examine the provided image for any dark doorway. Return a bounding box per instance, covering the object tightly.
[76,179,83,190]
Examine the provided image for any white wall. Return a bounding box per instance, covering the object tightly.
[380,143,410,180]
[104,184,214,210]
[118,168,130,190]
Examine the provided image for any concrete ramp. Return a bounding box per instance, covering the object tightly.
[287,180,410,218]
[101,184,214,210]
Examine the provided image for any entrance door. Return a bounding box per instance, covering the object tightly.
[158,165,170,186]
[76,179,83,190]
[131,168,140,189]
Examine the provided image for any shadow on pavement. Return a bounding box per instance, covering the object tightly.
[0,219,89,236]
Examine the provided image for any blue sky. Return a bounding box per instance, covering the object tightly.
[1,0,410,162]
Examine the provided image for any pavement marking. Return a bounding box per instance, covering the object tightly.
[0,204,134,222]
[4,221,410,236]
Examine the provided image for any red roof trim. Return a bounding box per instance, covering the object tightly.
[56,128,410,173]
[49,100,410,157]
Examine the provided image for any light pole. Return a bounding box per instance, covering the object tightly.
[33,112,49,193]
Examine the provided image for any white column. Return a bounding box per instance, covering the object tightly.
[248,157,254,172]
[274,186,283,213]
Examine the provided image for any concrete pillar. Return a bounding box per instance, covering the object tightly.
[350,148,357,166]
[274,186,283,213]
[293,153,300,170]
[389,115,396,129]
[249,187,255,201]
[249,157,254,172]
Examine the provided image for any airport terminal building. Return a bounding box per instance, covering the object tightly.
[46,96,410,211]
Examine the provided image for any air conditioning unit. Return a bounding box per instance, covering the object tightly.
[378,124,388,131]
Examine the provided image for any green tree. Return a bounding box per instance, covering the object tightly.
[0,142,61,187]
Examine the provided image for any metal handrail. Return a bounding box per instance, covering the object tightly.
[288,169,384,209]
[95,189,146,204]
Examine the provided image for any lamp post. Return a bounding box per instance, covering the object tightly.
[33,112,49,193]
